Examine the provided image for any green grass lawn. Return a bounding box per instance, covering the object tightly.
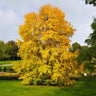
[0,60,20,65]
[0,80,96,96]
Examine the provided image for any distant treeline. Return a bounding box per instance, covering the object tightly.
[0,40,21,61]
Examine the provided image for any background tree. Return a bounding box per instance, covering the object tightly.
[77,46,90,65]
[72,18,96,74]
[69,42,88,74]
[13,4,77,86]
[6,40,20,60]
[85,0,96,6]
[69,42,81,53]
[0,40,20,61]
[0,41,5,60]
[76,18,96,74]
[81,0,96,89]
[85,18,96,46]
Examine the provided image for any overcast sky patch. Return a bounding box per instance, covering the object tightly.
[0,0,96,45]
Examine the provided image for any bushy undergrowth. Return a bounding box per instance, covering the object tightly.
[0,66,15,73]
[0,73,21,80]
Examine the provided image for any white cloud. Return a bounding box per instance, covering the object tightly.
[0,9,21,25]
[0,8,22,42]
[0,0,96,45]
[71,24,93,45]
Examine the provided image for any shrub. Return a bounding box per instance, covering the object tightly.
[0,67,1,72]
[44,79,51,86]
[32,78,43,85]
[0,73,20,80]
[3,67,6,72]
[0,66,15,73]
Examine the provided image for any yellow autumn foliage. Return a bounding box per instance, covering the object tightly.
[13,4,77,86]
[78,63,84,74]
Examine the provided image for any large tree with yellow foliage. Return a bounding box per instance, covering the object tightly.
[13,4,77,86]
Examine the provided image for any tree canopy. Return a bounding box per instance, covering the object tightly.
[0,40,20,60]
[85,0,96,6]
[69,42,81,53]
[85,18,96,46]
[78,18,96,73]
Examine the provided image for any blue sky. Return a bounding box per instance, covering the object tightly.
[0,0,96,45]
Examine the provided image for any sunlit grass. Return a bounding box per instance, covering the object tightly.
[0,60,20,65]
[0,80,96,96]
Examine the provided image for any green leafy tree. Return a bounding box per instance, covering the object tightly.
[69,42,81,53]
[0,40,20,61]
[69,43,89,73]
[6,40,20,60]
[85,18,96,46]
[85,0,96,6]
[0,41,5,60]
[84,18,96,61]
[80,18,96,73]
[77,46,90,65]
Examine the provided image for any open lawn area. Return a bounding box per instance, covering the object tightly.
[0,80,96,96]
[0,60,20,65]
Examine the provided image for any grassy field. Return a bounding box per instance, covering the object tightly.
[0,60,20,65]
[0,80,96,96]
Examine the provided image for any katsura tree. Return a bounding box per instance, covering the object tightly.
[13,4,77,86]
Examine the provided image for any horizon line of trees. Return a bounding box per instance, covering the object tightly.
[0,40,21,61]
[70,18,96,73]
